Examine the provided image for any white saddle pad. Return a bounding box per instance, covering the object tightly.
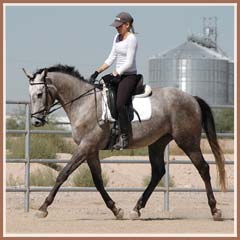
[101,93,152,123]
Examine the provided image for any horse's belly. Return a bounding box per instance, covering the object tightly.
[130,117,170,148]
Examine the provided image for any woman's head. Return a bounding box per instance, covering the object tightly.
[110,12,135,34]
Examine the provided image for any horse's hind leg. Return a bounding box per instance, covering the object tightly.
[130,134,172,220]
[177,141,222,221]
[87,155,124,219]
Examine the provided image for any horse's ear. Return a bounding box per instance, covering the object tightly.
[43,69,48,78]
[22,68,33,80]
[39,69,48,81]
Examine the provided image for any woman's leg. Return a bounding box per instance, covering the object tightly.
[114,74,138,149]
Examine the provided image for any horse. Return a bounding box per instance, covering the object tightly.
[23,64,226,221]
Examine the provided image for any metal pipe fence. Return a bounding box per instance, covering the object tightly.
[6,100,234,212]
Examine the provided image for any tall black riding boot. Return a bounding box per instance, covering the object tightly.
[113,107,129,150]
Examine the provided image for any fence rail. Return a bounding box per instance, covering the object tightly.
[6,100,234,212]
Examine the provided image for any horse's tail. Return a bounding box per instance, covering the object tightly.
[194,96,226,192]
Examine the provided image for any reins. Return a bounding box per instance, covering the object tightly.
[31,83,96,117]
[47,87,96,115]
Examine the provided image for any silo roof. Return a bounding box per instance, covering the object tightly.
[155,41,229,60]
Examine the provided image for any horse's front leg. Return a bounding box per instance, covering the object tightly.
[87,155,124,220]
[36,148,86,218]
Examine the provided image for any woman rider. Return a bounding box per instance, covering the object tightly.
[90,12,138,150]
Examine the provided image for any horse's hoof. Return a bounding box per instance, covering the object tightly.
[129,210,140,220]
[35,210,48,218]
[116,208,124,220]
[213,209,223,221]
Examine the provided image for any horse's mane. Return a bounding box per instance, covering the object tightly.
[34,64,88,82]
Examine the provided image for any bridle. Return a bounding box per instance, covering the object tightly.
[30,73,97,123]
[29,78,53,122]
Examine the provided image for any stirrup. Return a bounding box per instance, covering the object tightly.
[113,134,129,150]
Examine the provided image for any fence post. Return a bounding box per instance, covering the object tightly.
[24,103,30,212]
[163,144,170,211]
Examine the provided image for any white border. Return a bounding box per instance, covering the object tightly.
[3,233,239,238]
[3,2,237,238]
[234,3,238,237]
[3,3,6,238]
[3,3,237,6]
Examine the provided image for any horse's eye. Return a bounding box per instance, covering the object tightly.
[37,93,43,98]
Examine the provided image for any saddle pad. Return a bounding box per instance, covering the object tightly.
[101,94,152,122]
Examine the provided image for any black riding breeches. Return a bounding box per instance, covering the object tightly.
[116,74,138,133]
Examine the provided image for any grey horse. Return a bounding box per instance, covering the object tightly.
[23,64,226,221]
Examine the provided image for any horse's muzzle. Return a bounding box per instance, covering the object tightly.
[31,116,45,127]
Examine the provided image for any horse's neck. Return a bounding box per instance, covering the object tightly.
[49,72,92,120]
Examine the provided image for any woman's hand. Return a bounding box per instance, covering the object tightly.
[89,71,99,83]
[112,70,119,77]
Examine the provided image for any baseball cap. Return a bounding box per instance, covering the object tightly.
[110,12,134,28]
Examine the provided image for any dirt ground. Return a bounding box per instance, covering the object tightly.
[5,154,235,236]
[5,191,234,236]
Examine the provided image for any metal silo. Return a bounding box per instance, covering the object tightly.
[149,18,234,105]
[228,61,234,105]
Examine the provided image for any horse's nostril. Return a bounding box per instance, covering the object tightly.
[32,119,42,127]
[35,121,41,126]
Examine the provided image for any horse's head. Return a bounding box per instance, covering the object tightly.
[23,68,56,127]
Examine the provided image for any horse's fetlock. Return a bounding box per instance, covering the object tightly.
[137,199,145,209]
[209,199,217,209]
[107,200,116,209]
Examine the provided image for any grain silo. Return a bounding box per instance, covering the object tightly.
[149,17,234,105]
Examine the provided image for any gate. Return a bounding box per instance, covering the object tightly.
[6,100,234,212]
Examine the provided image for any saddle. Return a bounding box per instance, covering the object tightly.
[100,74,152,150]
[104,74,151,122]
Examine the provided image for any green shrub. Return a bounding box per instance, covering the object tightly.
[213,109,234,133]
[7,121,75,160]
[6,174,23,186]
[142,175,175,188]
[6,106,26,132]
[30,168,56,186]
[72,165,109,187]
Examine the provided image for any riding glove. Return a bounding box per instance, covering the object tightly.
[89,71,99,83]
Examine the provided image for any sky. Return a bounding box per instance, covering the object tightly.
[5,4,235,113]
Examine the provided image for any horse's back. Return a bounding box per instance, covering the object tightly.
[153,87,201,115]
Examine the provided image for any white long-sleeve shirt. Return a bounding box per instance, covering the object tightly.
[104,33,138,75]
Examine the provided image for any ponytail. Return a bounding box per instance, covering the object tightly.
[129,21,137,34]
[131,25,135,34]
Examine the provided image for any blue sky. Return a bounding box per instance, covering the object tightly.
[5,4,235,104]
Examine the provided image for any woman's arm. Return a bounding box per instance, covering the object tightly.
[102,35,117,69]
[96,63,110,73]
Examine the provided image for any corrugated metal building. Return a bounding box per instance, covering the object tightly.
[149,19,234,105]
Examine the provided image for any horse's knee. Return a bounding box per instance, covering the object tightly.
[152,167,165,181]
